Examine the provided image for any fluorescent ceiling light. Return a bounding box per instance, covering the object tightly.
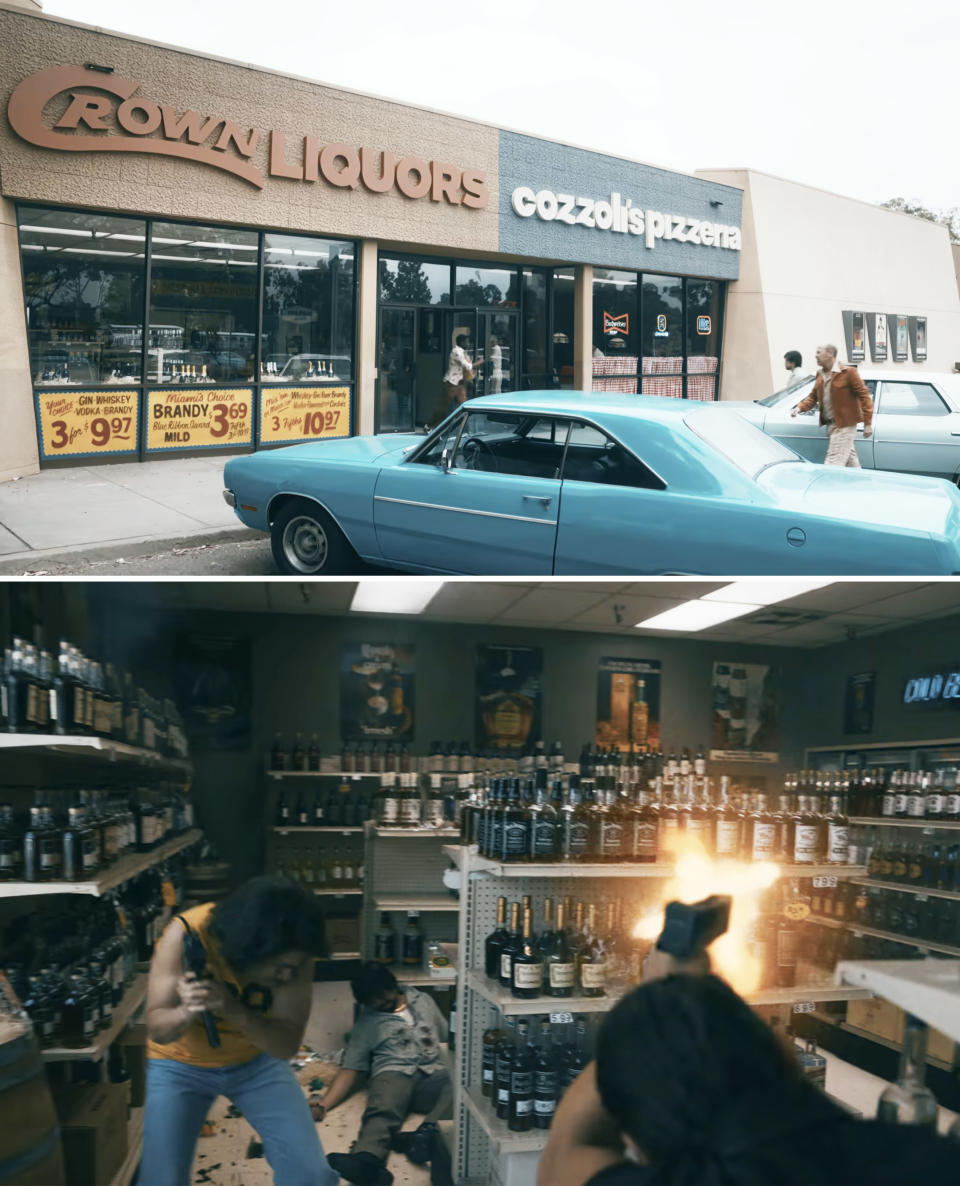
[20,225,92,237]
[703,579,833,606]
[351,579,445,615]
[190,241,258,250]
[636,599,760,632]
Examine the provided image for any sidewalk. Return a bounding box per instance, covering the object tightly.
[0,455,258,571]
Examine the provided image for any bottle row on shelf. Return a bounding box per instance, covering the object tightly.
[2,634,188,757]
[862,834,960,892]
[847,767,960,823]
[271,846,365,890]
[373,912,431,969]
[2,866,182,1048]
[812,882,960,950]
[269,734,569,776]
[461,773,856,867]
[0,788,196,883]
[276,773,472,830]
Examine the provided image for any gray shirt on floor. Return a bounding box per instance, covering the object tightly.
[343,987,449,1078]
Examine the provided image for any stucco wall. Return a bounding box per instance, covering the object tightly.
[0,6,500,251]
[0,196,39,480]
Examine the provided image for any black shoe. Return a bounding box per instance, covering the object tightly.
[326,1151,393,1185]
[406,1121,439,1166]
[390,1131,414,1156]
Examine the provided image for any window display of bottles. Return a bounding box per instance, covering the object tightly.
[2,634,188,758]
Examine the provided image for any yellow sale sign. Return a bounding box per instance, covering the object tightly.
[259,386,351,445]
[146,388,253,452]
[35,388,139,458]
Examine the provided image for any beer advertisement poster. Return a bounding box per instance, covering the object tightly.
[595,657,662,753]
[174,633,251,750]
[844,672,876,735]
[476,645,542,751]
[340,643,414,742]
[710,661,780,763]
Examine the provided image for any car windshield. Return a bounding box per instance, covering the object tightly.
[755,376,815,407]
[685,406,805,480]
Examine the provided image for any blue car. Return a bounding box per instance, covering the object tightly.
[222,393,960,575]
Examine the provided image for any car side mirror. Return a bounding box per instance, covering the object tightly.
[440,446,452,471]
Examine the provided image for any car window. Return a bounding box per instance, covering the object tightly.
[757,377,815,407]
[411,413,465,466]
[686,406,804,480]
[451,411,565,479]
[878,382,948,417]
[561,420,666,491]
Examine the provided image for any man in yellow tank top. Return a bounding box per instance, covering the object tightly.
[143,876,337,1186]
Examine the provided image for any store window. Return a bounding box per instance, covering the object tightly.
[147,221,259,384]
[19,207,147,385]
[379,256,450,305]
[455,265,520,307]
[592,270,640,393]
[521,270,548,387]
[552,268,575,389]
[684,279,722,402]
[261,234,354,381]
[641,275,683,398]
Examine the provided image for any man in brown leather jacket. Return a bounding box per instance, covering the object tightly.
[791,344,873,467]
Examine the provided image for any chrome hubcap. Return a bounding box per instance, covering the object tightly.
[282,516,328,571]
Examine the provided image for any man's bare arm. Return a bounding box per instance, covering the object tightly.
[537,1061,624,1186]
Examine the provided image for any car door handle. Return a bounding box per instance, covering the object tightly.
[522,495,552,508]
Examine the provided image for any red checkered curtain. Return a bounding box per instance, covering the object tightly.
[592,355,639,394]
[641,355,683,399]
[686,355,718,402]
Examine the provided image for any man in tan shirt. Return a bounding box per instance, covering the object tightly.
[791,344,873,467]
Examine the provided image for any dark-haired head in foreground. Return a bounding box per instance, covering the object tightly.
[350,962,402,1011]
[590,975,959,1186]
[207,875,328,986]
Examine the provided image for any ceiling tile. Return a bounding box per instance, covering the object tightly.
[573,594,700,629]
[265,582,357,614]
[777,582,922,615]
[620,581,728,601]
[489,587,610,623]
[425,584,532,620]
[861,585,960,620]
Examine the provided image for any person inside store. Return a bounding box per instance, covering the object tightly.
[790,343,873,467]
[539,948,959,1186]
[783,349,808,387]
[442,332,474,409]
[316,962,454,1186]
[143,875,337,1186]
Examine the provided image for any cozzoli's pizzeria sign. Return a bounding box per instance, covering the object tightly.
[7,65,489,206]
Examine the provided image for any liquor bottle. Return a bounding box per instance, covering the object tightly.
[424,775,446,828]
[528,779,559,861]
[534,897,555,965]
[508,1019,535,1132]
[306,732,320,772]
[481,1007,503,1098]
[744,793,777,862]
[485,896,509,979]
[946,774,960,822]
[501,780,528,862]
[579,904,606,998]
[877,1015,939,1128]
[686,778,714,854]
[907,774,927,821]
[375,774,400,827]
[0,804,21,880]
[398,775,423,829]
[270,733,287,772]
[790,792,818,865]
[630,780,659,863]
[499,902,522,989]
[374,913,396,965]
[657,777,681,854]
[534,1020,560,1129]
[544,900,575,997]
[825,789,850,866]
[291,733,307,773]
[775,882,799,988]
[559,779,589,861]
[512,906,543,999]
[631,680,649,750]
[295,789,309,828]
[711,776,740,860]
[563,1018,588,1091]
[575,780,599,860]
[495,1017,516,1120]
[402,911,423,966]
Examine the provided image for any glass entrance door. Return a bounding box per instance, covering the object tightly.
[377,307,416,432]
[477,311,518,396]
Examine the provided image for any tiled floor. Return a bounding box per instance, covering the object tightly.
[189,983,433,1186]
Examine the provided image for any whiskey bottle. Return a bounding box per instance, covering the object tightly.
[511,906,543,998]
[630,781,660,863]
[481,1006,504,1098]
[495,1017,516,1120]
[658,777,681,854]
[527,780,559,861]
[499,902,522,989]
[534,1020,560,1129]
[485,897,509,979]
[0,805,21,880]
[599,785,627,862]
[402,911,423,966]
[292,732,307,772]
[374,913,396,965]
[559,779,589,861]
[686,778,714,854]
[545,900,575,997]
[375,774,400,827]
[501,780,528,862]
[793,793,819,865]
[398,775,423,828]
[270,733,287,771]
[714,777,741,860]
[575,780,599,860]
[578,904,606,998]
[745,793,777,862]
[508,1019,535,1132]
[877,1015,939,1128]
[295,789,309,828]
[825,790,850,866]
[562,1018,588,1091]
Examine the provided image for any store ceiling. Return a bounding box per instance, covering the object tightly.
[109,581,960,649]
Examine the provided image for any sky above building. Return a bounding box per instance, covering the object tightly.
[42,0,958,213]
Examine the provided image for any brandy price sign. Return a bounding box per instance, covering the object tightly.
[146,388,253,452]
[259,386,351,445]
[35,388,139,459]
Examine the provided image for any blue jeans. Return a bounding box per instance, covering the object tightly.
[142,1054,338,1186]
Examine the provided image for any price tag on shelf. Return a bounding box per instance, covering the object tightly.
[549,1012,575,1026]
[792,1002,816,1014]
[812,876,838,888]
[916,893,929,903]
[853,928,863,938]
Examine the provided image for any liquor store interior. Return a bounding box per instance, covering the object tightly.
[2,578,960,1186]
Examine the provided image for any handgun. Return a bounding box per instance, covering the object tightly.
[656,895,731,960]
[180,924,221,1048]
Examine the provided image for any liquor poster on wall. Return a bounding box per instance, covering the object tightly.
[146,388,253,452]
[710,661,780,763]
[259,386,351,446]
[869,313,888,362]
[476,644,542,751]
[174,633,251,750]
[595,657,662,753]
[844,672,876,735]
[340,643,414,742]
[35,388,139,459]
[892,314,909,361]
[911,316,928,361]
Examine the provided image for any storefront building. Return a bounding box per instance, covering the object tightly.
[1,2,958,483]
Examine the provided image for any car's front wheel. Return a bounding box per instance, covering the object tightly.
[271,499,349,575]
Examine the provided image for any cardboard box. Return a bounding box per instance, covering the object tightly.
[119,1023,147,1107]
[846,997,905,1044]
[54,1082,128,1186]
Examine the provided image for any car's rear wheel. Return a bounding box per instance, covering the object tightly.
[271,499,348,575]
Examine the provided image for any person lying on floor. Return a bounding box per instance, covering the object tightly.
[316,962,453,1186]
